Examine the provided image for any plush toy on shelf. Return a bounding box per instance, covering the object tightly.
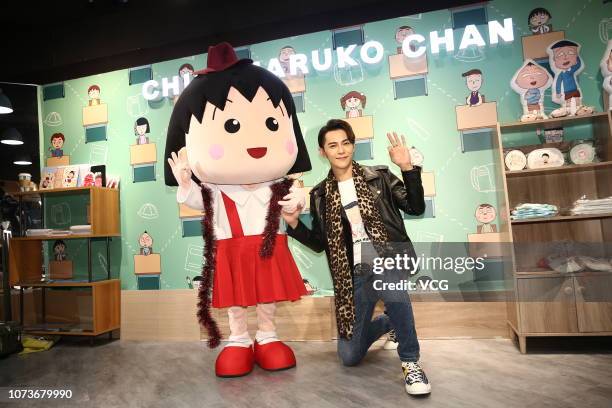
[510,59,553,122]
[547,40,595,117]
[164,42,311,378]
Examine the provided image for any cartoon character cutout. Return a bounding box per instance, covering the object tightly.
[88,85,101,106]
[600,40,612,110]
[547,40,595,117]
[511,59,553,122]
[164,42,311,377]
[340,91,366,118]
[475,204,497,233]
[462,69,484,107]
[528,8,552,35]
[279,45,296,77]
[64,170,76,186]
[49,133,65,157]
[83,172,95,187]
[94,173,103,187]
[178,63,195,80]
[135,117,150,145]
[53,240,67,261]
[138,231,153,256]
[395,25,416,55]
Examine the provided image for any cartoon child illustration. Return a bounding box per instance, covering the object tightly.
[395,25,417,54]
[53,240,67,262]
[511,60,553,122]
[600,40,612,110]
[83,172,95,187]
[340,91,366,118]
[548,40,594,117]
[139,231,153,256]
[64,170,76,185]
[178,63,195,79]
[475,204,497,233]
[528,8,552,35]
[94,173,103,187]
[49,133,65,157]
[88,85,101,106]
[134,117,150,145]
[41,176,52,189]
[462,69,484,107]
[164,42,311,378]
[279,45,296,77]
[541,153,550,165]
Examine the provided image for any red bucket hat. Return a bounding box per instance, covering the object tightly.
[194,42,253,75]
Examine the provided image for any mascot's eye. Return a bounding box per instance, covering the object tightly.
[224,119,240,133]
[265,117,279,131]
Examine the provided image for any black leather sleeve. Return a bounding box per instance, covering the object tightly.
[285,192,326,253]
[385,167,425,216]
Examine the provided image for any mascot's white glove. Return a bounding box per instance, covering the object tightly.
[278,186,305,214]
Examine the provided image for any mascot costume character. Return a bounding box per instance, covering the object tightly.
[165,42,311,377]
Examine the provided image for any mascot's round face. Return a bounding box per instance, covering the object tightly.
[185,86,298,185]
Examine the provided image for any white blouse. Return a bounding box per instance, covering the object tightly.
[177,180,286,239]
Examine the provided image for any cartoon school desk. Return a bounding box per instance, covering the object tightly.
[46,155,70,167]
[522,31,565,61]
[82,103,109,143]
[467,231,508,258]
[388,53,429,99]
[456,102,498,153]
[282,76,306,113]
[129,143,157,182]
[404,171,436,219]
[134,253,161,290]
[49,260,73,279]
[344,116,374,161]
[179,203,204,238]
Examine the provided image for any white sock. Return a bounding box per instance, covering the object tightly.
[255,330,279,345]
[227,332,253,348]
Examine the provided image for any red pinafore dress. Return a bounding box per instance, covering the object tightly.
[211,191,307,308]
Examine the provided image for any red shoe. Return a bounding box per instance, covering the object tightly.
[253,340,296,371]
[215,345,254,378]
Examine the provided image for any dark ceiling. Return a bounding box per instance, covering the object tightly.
[0,0,477,84]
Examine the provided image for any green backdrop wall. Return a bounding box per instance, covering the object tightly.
[37,0,611,292]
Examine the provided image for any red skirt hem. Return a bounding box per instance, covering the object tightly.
[211,234,307,308]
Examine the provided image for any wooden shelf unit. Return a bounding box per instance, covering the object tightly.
[498,111,612,353]
[16,279,120,337]
[9,186,121,341]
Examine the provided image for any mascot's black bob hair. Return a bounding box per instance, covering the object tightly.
[164,60,311,186]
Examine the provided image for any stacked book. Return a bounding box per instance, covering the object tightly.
[510,203,558,220]
[25,228,53,237]
[570,196,612,215]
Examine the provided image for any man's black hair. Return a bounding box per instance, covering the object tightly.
[317,119,356,148]
[164,61,311,186]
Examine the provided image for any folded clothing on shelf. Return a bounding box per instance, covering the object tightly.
[541,255,612,273]
[25,229,53,236]
[49,230,72,236]
[69,225,92,234]
[510,203,558,220]
[570,196,612,215]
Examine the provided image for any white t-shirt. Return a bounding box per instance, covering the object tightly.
[338,178,371,265]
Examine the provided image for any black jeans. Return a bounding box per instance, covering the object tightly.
[337,268,420,365]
